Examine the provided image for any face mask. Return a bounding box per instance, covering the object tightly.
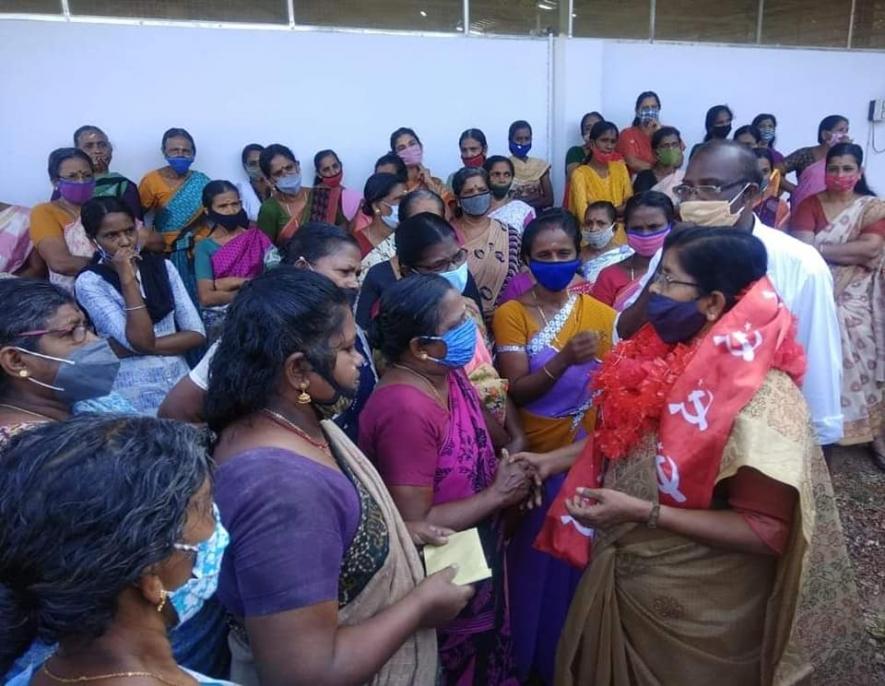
[320,171,343,188]
[439,261,469,294]
[462,153,486,168]
[710,124,732,139]
[638,107,660,123]
[16,339,120,404]
[425,317,477,368]
[583,224,614,249]
[57,179,96,205]
[679,183,749,228]
[166,156,193,175]
[510,141,532,158]
[460,192,492,217]
[169,507,229,626]
[759,176,770,193]
[276,172,302,195]
[656,148,681,167]
[529,259,581,293]
[489,182,512,200]
[398,144,423,167]
[626,225,670,257]
[381,203,400,229]
[825,173,860,193]
[592,150,620,164]
[245,166,264,181]
[827,132,849,147]
[313,387,356,420]
[758,127,776,143]
[208,208,248,232]
[647,293,708,344]
[94,244,113,263]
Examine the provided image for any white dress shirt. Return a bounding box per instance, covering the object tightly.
[235,180,263,222]
[621,215,844,445]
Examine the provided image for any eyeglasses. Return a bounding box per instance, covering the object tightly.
[59,172,94,182]
[414,248,468,274]
[652,272,700,289]
[672,180,747,201]
[173,541,199,563]
[18,323,90,343]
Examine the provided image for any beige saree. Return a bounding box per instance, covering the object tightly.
[556,371,871,686]
[229,421,437,686]
[814,195,885,445]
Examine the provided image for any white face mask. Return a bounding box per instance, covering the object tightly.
[582,223,615,249]
[381,202,400,229]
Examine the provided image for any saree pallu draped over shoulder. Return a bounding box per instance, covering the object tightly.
[228,421,438,686]
[555,371,872,685]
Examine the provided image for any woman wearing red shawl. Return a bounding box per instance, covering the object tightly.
[534,228,869,685]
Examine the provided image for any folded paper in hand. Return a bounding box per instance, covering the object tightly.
[423,527,492,586]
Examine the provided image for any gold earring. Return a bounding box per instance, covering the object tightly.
[157,590,167,613]
[297,383,312,405]
[18,370,28,378]
[418,351,429,360]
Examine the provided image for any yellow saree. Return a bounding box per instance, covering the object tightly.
[556,370,871,685]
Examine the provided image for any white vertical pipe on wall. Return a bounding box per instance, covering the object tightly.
[847,0,856,48]
[463,0,470,34]
[60,0,70,19]
[287,0,295,28]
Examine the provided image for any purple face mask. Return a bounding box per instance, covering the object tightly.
[57,179,96,206]
[626,225,670,257]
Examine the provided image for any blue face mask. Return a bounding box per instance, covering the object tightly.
[438,261,469,294]
[425,317,477,368]
[169,506,229,626]
[647,293,707,344]
[166,156,193,175]
[529,259,581,293]
[509,141,532,158]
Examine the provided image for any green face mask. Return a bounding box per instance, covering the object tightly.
[656,147,681,167]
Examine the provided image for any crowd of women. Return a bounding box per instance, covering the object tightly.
[0,89,882,686]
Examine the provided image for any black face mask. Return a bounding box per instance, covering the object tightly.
[489,182,512,200]
[208,208,248,231]
[710,124,732,139]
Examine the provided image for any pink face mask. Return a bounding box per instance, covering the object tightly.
[626,225,671,257]
[397,143,423,167]
[825,172,860,193]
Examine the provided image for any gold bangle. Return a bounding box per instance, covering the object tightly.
[646,502,661,528]
[542,363,556,381]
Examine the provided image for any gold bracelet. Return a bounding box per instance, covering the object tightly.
[542,363,556,381]
[646,502,661,528]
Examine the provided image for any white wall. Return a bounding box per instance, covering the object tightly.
[559,39,885,191]
[2,18,885,208]
[0,20,550,207]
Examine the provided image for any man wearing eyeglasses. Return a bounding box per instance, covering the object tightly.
[617,140,843,447]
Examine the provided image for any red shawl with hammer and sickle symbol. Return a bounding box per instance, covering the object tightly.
[534,276,807,568]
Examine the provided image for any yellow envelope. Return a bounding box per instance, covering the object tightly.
[423,527,492,586]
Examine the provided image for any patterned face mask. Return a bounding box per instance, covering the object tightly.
[168,505,229,626]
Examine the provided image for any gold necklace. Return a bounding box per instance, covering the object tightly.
[42,664,184,686]
[391,363,447,407]
[0,403,55,421]
[262,408,332,455]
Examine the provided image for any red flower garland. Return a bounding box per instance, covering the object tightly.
[591,317,806,462]
[591,325,701,461]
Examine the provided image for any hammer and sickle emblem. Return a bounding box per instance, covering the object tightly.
[713,330,763,362]
[656,452,687,503]
[667,389,714,432]
[559,515,594,537]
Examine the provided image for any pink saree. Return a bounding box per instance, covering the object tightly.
[210,228,273,279]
